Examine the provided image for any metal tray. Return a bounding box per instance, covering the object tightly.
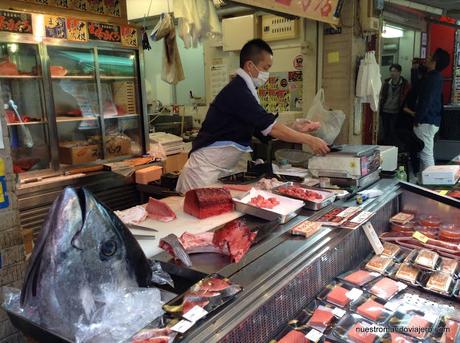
[272,182,336,210]
[233,190,304,224]
[219,172,263,185]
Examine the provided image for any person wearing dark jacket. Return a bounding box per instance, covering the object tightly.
[176,39,329,194]
[379,64,411,145]
[405,48,450,171]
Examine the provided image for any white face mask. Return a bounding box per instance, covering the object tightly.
[251,63,269,88]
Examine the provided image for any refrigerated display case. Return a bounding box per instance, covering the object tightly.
[0,30,147,173]
[0,42,51,173]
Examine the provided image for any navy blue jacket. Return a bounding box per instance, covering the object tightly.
[191,76,276,154]
[415,70,443,126]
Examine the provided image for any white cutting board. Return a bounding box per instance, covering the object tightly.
[132,196,244,258]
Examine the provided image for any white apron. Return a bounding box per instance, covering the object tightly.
[176,146,245,194]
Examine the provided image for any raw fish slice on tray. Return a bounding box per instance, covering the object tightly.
[163,275,242,316]
[131,327,177,343]
[159,219,257,266]
[146,197,177,222]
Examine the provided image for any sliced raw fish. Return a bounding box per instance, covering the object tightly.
[146,197,176,222]
[159,234,192,267]
[115,205,148,224]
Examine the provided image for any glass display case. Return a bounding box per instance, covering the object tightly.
[0,33,146,173]
[0,42,51,173]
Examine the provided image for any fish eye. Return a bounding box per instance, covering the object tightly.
[101,239,117,257]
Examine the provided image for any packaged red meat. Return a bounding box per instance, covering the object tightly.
[425,272,453,295]
[441,319,459,343]
[307,305,335,332]
[291,221,323,238]
[131,327,177,343]
[418,215,441,228]
[389,311,437,340]
[365,256,394,274]
[388,333,415,343]
[320,284,364,308]
[277,329,307,343]
[340,211,375,230]
[394,264,420,285]
[439,228,460,243]
[184,188,233,219]
[380,242,401,259]
[366,277,406,301]
[314,207,360,226]
[332,314,384,343]
[413,249,440,270]
[391,221,414,233]
[355,298,392,323]
[390,213,415,225]
[414,224,438,239]
[440,257,458,276]
[406,315,432,339]
[276,184,324,202]
[339,269,380,287]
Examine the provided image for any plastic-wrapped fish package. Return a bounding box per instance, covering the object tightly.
[364,277,407,301]
[338,269,381,288]
[387,305,441,341]
[332,313,386,343]
[349,294,394,325]
[317,281,366,309]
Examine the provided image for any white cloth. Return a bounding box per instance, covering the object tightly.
[174,0,221,48]
[414,124,439,171]
[176,146,245,194]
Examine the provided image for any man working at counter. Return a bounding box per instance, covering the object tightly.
[176,39,330,194]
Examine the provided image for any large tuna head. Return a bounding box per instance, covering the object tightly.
[20,187,152,337]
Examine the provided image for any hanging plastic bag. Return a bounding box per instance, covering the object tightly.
[305,89,346,145]
[367,52,382,111]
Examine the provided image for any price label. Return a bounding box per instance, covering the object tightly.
[171,319,194,333]
[346,288,363,300]
[424,312,437,323]
[182,305,208,323]
[332,307,346,318]
[370,272,381,277]
[413,231,429,243]
[305,329,323,342]
[362,222,384,255]
[397,282,408,291]
[384,301,399,311]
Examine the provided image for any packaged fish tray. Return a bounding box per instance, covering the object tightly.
[393,263,427,286]
[424,272,460,299]
[379,243,410,263]
[337,269,381,288]
[439,257,459,278]
[431,317,460,342]
[387,306,441,341]
[270,326,335,343]
[363,277,407,302]
[317,281,366,309]
[162,274,242,323]
[349,294,394,325]
[407,249,442,272]
[331,313,387,343]
[271,182,337,210]
[363,255,397,276]
[380,332,418,343]
[288,300,347,334]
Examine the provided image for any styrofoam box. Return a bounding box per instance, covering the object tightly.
[422,165,460,185]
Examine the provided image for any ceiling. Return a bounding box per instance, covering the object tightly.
[410,0,460,18]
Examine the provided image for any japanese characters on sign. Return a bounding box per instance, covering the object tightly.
[88,22,121,43]
[0,11,32,34]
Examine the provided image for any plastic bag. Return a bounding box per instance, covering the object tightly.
[291,118,321,133]
[149,260,174,287]
[356,52,382,111]
[149,143,167,161]
[306,89,345,145]
[75,285,164,343]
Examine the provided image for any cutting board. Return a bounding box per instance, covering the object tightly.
[131,196,244,258]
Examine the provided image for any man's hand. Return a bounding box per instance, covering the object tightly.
[306,135,330,155]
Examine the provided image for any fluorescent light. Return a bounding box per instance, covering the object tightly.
[8,44,18,53]
[382,25,403,38]
[33,14,45,42]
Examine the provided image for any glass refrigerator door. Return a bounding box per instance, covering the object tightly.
[47,46,103,167]
[0,42,51,173]
[97,49,143,159]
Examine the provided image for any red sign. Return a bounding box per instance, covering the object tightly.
[88,22,120,42]
[0,11,32,34]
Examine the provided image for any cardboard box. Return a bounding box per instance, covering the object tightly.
[163,152,188,174]
[135,165,162,184]
[105,135,131,158]
[59,143,99,164]
[422,165,460,185]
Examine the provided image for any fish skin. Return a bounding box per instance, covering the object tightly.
[20,187,152,339]
[159,234,193,267]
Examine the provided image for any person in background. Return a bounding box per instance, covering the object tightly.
[379,63,411,145]
[405,48,450,171]
[176,39,329,194]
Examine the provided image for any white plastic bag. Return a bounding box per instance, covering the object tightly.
[306,89,346,145]
[356,51,382,111]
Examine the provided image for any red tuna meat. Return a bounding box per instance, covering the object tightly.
[184,188,233,219]
[131,328,174,343]
[248,195,280,209]
[213,220,257,263]
[195,277,230,292]
[146,197,176,222]
[182,290,220,314]
[278,330,307,343]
